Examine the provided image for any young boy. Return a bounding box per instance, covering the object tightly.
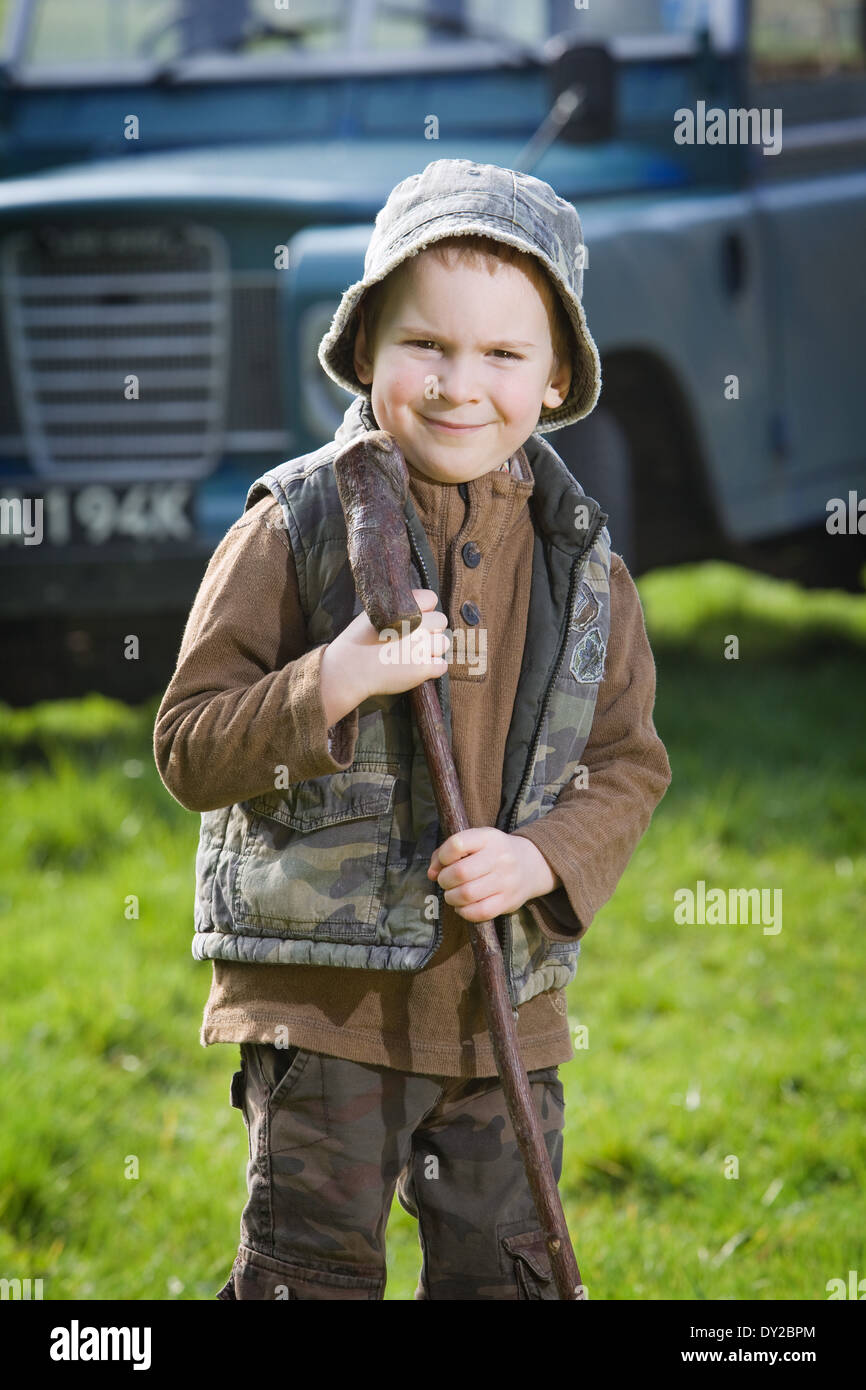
[154,158,671,1301]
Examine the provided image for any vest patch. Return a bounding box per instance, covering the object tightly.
[571,627,606,683]
[569,582,606,683]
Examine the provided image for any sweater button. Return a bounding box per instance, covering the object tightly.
[460,601,481,625]
[462,541,481,568]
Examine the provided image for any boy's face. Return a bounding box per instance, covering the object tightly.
[352,249,571,483]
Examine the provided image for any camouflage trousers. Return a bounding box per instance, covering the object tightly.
[216,1042,566,1300]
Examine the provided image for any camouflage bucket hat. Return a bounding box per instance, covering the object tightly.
[317,157,601,433]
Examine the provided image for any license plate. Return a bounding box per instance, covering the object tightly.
[0,481,195,548]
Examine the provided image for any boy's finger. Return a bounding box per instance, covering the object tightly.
[434,829,486,866]
[412,588,440,608]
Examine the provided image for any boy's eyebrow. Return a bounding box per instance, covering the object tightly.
[395,325,538,349]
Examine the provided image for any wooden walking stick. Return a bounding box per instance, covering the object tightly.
[334,430,586,1301]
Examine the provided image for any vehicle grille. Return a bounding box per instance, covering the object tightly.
[0,301,22,446]
[225,276,286,447]
[0,222,286,481]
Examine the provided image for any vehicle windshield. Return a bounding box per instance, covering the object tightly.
[4,0,733,69]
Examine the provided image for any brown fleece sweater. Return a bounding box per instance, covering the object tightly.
[154,445,671,1076]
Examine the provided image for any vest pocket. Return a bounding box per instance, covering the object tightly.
[232,770,396,942]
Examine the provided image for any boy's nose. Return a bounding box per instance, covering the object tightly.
[437,356,482,404]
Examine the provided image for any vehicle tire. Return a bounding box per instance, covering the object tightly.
[549,404,635,569]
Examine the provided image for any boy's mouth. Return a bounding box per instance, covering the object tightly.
[421,415,489,434]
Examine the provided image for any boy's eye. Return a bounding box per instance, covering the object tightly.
[404,340,522,360]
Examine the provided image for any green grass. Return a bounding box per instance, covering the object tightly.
[1,560,864,1301]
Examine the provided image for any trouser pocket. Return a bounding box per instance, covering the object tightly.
[216,1256,239,1300]
[230,1061,245,1110]
[255,1042,304,1101]
[501,1229,560,1300]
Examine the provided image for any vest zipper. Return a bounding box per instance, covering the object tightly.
[405,525,446,964]
[500,508,607,1005]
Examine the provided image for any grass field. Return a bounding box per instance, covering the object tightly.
[1,559,864,1301]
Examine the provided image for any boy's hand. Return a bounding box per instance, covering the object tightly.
[323,587,449,709]
[427,828,560,921]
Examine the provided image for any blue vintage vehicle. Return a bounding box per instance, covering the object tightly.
[0,0,864,661]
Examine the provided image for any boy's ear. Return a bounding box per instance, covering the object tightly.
[542,355,572,411]
[353,310,374,386]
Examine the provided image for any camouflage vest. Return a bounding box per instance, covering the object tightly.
[191,397,610,1008]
